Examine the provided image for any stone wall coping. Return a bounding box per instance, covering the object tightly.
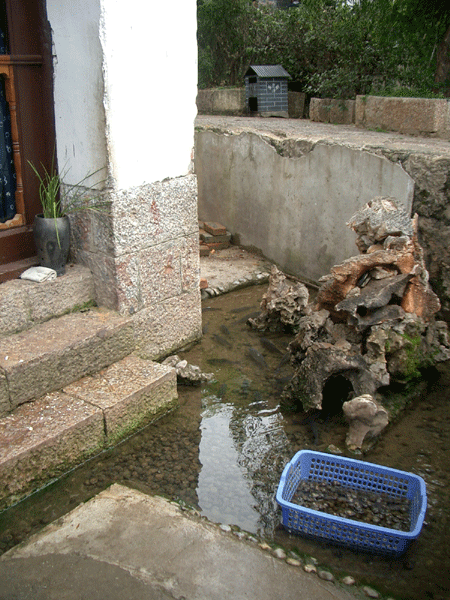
[355,95,450,139]
[195,114,450,156]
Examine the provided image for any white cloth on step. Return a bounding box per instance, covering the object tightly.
[20,266,57,282]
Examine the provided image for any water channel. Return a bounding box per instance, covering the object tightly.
[1,284,449,600]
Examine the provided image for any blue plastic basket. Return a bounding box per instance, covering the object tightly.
[276,450,427,556]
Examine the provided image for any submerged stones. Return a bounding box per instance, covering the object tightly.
[277,197,450,449]
[291,478,411,532]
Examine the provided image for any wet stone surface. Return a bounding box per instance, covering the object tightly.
[0,284,449,600]
[291,480,411,532]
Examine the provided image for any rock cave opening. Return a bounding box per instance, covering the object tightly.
[321,374,354,419]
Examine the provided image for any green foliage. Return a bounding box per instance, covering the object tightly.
[29,160,110,247]
[197,0,256,88]
[29,161,109,219]
[29,159,62,220]
[197,0,450,98]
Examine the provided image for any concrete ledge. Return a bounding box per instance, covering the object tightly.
[0,309,134,412]
[0,264,95,337]
[355,95,450,138]
[309,98,355,124]
[0,484,359,600]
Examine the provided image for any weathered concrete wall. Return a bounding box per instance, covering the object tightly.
[355,96,450,139]
[196,117,450,316]
[195,129,414,283]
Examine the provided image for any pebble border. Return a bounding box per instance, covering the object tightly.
[201,271,270,300]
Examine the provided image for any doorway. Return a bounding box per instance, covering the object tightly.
[0,0,56,282]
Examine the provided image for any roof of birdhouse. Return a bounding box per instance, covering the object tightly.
[245,65,290,79]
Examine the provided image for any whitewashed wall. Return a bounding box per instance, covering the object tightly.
[46,0,197,187]
[46,0,107,185]
[100,2,198,188]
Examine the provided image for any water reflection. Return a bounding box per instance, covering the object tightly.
[198,398,260,531]
[197,387,291,535]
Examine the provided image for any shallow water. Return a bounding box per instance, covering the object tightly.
[1,284,450,600]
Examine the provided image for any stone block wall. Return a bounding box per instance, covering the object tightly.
[355,96,450,138]
[197,88,305,119]
[70,174,202,360]
[197,89,245,115]
[288,91,306,119]
[309,98,356,124]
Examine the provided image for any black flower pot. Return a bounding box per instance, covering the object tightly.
[33,214,71,276]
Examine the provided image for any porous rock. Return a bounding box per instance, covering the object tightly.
[281,197,450,447]
[162,355,213,386]
[342,395,389,450]
[317,213,441,322]
[347,197,413,252]
[248,266,309,332]
[284,343,383,412]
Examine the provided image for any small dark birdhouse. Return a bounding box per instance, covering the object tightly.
[244,65,290,117]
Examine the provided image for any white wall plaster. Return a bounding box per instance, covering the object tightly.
[47,0,198,189]
[99,1,198,188]
[46,0,108,187]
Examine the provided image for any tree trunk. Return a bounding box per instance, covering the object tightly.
[434,23,450,96]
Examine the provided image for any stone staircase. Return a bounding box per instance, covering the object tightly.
[0,265,178,510]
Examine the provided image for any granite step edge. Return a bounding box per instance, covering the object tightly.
[0,308,135,415]
[0,355,178,510]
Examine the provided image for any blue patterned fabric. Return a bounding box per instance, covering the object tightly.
[0,26,16,223]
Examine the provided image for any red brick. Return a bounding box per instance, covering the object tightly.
[206,241,230,251]
[203,221,227,236]
[200,278,208,289]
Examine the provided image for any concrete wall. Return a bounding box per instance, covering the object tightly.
[195,130,414,283]
[47,0,201,359]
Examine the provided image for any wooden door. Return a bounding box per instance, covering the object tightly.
[0,0,56,282]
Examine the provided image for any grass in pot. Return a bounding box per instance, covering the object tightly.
[29,160,108,276]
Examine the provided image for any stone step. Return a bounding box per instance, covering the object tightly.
[0,264,96,338]
[0,354,177,509]
[0,308,134,416]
